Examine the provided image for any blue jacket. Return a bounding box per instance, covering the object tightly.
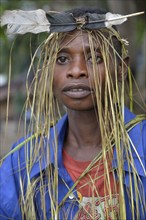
[0,107,146,219]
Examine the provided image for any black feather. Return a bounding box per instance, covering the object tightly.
[46,12,77,33]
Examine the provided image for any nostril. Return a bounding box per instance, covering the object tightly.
[67,73,73,78]
[80,73,87,78]
[67,72,88,79]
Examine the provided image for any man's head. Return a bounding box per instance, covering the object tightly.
[51,27,128,111]
[35,7,129,115]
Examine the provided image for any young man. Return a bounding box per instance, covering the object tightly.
[0,7,146,220]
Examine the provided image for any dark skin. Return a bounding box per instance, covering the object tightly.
[53,30,128,161]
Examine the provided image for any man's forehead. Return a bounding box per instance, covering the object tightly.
[61,30,89,41]
[59,30,97,49]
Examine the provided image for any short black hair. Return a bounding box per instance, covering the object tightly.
[66,7,118,31]
[66,7,108,17]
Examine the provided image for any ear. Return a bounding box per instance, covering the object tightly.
[117,56,130,81]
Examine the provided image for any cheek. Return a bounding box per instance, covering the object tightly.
[53,78,59,97]
[53,66,60,87]
[89,64,106,88]
[95,63,117,86]
[53,72,64,100]
[53,72,59,96]
[53,63,68,88]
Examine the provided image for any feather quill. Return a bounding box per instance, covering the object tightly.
[105,11,144,28]
[105,12,127,27]
[0,9,50,34]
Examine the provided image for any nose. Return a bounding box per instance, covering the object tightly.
[66,56,88,79]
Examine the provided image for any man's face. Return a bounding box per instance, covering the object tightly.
[53,30,116,111]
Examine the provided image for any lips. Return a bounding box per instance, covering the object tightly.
[62,83,94,98]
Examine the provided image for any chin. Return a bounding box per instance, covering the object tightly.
[59,96,97,111]
[64,103,96,112]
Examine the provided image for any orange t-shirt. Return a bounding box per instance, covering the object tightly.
[63,149,119,219]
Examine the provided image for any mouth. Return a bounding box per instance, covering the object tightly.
[62,83,94,98]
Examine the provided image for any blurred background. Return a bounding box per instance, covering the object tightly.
[0,0,146,158]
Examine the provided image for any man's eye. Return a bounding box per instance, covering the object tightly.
[88,55,103,64]
[95,55,103,63]
[57,56,69,64]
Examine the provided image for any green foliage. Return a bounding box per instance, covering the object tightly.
[0,1,48,78]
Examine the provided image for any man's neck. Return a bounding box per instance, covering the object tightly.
[64,109,102,161]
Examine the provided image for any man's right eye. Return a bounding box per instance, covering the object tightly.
[56,56,69,64]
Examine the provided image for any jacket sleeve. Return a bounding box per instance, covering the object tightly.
[142,121,146,203]
[143,122,146,165]
[0,138,26,220]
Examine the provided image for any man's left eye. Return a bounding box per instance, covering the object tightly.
[88,55,103,64]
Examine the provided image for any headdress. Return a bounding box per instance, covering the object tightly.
[0,9,144,35]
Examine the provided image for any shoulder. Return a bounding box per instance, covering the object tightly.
[0,136,27,218]
[1,114,68,176]
[124,107,146,141]
[122,107,146,170]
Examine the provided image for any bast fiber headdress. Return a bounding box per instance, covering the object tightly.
[0,9,144,34]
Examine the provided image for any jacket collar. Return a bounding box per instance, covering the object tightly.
[112,107,146,177]
[30,107,146,179]
[30,114,68,179]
